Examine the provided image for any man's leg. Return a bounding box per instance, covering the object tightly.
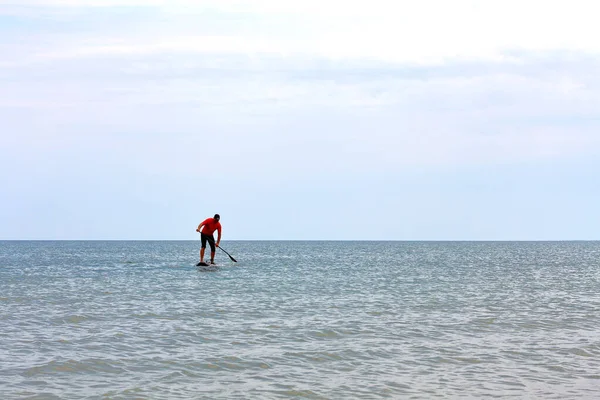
[209,236,216,264]
[200,234,207,262]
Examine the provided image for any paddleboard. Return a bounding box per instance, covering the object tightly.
[196,261,217,267]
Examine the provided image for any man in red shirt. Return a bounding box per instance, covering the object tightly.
[196,214,222,265]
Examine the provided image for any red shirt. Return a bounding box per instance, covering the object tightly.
[201,218,222,236]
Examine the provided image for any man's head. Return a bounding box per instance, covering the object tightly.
[214,214,220,221]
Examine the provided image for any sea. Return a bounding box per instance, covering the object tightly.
[1,241,599,399]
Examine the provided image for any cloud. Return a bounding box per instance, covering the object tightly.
[2,0,600,66]
[3,56,599,181]
[2,0,600,175]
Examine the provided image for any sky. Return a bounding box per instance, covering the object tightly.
[1,0,599,240]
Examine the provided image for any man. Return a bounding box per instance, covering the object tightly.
[196,214,222,265]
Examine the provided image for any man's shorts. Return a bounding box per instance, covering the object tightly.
[201,233,216,252]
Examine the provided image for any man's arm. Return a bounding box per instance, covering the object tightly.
[196,218,210,232]
[216,226,222,246]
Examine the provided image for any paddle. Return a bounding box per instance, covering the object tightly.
[218,245,237,262]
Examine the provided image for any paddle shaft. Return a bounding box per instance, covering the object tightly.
[218,246,237,262]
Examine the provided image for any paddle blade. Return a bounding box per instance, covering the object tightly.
[218,246,237,262]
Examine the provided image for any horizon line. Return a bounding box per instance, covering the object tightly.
[1,239,599,242]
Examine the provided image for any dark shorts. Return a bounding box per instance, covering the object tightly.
[201,233,216,251]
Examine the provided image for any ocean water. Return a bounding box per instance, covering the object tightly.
[1,241,599,399]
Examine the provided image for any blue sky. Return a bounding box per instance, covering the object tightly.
[1,0,599,240]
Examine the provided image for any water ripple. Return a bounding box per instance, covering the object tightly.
[1,241,600,399]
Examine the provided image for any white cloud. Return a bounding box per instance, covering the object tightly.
[2,0,600,175]
[3,56,599,177]
[2,0,600,66]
